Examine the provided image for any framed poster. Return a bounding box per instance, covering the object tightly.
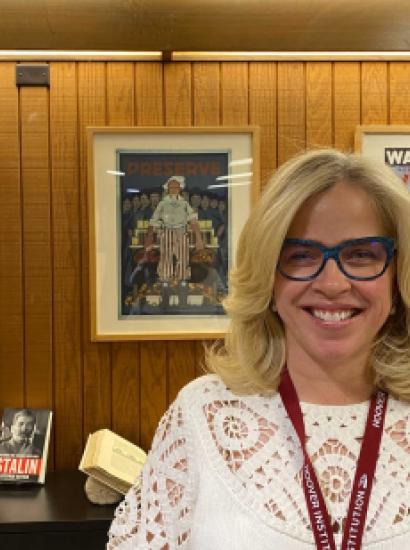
[88,126,260,340]
[355,125,410,188]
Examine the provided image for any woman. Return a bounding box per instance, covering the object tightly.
[108,149,410,549]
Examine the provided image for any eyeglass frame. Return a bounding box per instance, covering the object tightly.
[277,236,396,281]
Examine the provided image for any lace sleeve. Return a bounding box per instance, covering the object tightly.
[107,398,197,549]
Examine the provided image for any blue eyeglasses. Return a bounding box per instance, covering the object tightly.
[278,236,395,281]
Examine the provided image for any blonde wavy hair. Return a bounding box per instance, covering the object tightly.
[206,148,410,402]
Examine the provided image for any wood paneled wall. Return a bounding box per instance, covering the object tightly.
[1,60,409,470]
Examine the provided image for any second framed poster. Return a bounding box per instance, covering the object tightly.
[355,125,410,188]
[88,126,260,340]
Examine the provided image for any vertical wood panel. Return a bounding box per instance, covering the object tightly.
[20,86,53,410]
[195,341,207,378]
[0,63,24,408]
[389,63,410,123]
[221,62,248,125]
[168,343,196,404]
[193,62,220,126]
[107,63,134,125]
[106,62,141,444]
[164,62,192,125]
[249,62,277,186]
[78,62,112,439]
[140,342,167,450]
[306,62,333,149]
[78,63,107,169]
[135,62,163,126]
[112,343,139,443]
[361,63,388,124]
[277,62,305,164]
[50,62,83,469]
[164,61,197,407]
[334,63,361,150]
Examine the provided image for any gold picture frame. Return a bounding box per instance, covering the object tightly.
[88,126,260,341]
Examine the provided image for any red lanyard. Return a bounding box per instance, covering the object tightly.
[279,370,388,550]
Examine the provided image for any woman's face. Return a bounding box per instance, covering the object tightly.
[273,181,395,370]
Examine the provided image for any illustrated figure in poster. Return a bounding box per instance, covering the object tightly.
[0,409,41,456]
[144,176,204,282]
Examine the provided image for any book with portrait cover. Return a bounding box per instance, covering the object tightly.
[0,408,53,484]
[79,429,147,494]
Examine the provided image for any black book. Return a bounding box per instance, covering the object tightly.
[0,408,53,484]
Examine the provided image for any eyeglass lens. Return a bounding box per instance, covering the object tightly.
[279,241,389,279]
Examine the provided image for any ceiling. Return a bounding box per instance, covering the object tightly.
[1,0,410,52]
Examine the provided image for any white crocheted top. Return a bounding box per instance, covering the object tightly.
[108,374,410,549]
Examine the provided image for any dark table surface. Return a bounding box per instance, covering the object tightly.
[0,470,117,533]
